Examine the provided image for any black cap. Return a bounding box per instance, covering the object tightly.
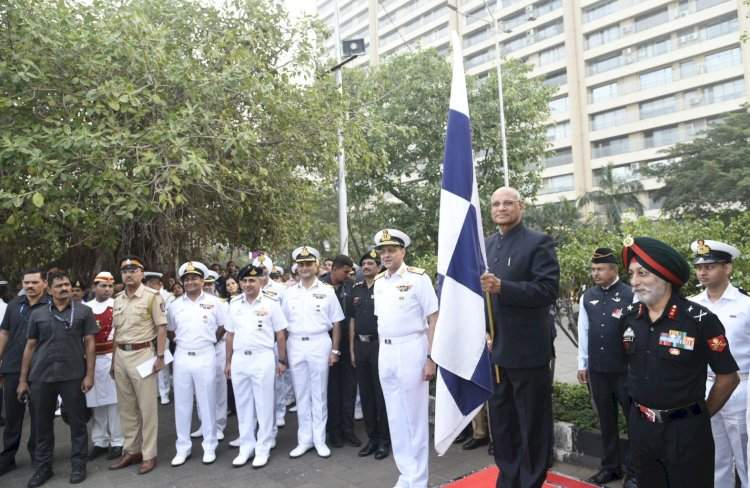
[360,249,381,266]
[238,264,265,280]
[591,247,617,265]
[119,255,145,270]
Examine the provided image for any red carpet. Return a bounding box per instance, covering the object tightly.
[446,466,597,487]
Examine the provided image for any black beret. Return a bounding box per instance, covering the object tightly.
[238,264,265,280]
[359,249,381,266]
[591,247,617,265]
[622,237,691,288]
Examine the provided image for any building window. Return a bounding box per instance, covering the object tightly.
[644,125,679,148]
[640,67,673,89]
[592,135,630,158]
[540,174,574,194]
[543,70,567,87]
[544,147,573,167]
[679,59,700,78]
[640,95,677,119]
[586,24,621,50]
[705,14,739,40]
[536,0,562,18]
[583,0,617,23]
[464,26,491,48]
[590,81,618,103]
[466,47,495,69]
[637,37,671,61]
[539,44,565,66]
[502,34,530,55]
[534,20,564,42]
[588,53,622,75]
[549,96,569,114]
[704,46,742,73]
[593,162,640,185]
[591,107,628,131]
[546,122,570,142]
[696,0,728,11]
[635,8,669,33]
[704,78,745,103]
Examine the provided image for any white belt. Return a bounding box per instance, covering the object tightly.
[234,346,273,355]
[380,331,425,345]
[178,344,215,356]
[289,332,327,341]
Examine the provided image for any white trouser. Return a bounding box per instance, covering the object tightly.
[711,373,748,487]
[379,333,429,488]
[174,346,218,454]
[196,340,228,432]
[275,370,292,419]
[288,333,331,448]
[233,348,277,456]
[158,364,171,400]
[90,404,124,447]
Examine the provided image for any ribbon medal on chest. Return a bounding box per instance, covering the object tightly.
[658,329,695,355]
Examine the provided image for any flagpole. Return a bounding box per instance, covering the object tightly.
[484,0,510,188]
[334,0,349,255]
[485,291,502,383]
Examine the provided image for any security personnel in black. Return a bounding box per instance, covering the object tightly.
[480,187,559,488]
[320,255,360,448]
[17,270,98,487]
[621,236,739,488]
[0,268,50,476]
[576,248,635,486]
[350,250,390,460]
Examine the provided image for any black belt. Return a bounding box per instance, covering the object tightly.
[635,401,703,423]
[357,334,377,343]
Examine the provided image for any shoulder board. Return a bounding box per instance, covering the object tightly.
[374,271,386,281]
[261,290,280,301]
[739,287,749,297]
[264,289,278,296]
[407,266,425,275]
[142,286,158,294]
[683,301,715,325]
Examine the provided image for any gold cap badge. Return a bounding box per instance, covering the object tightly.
[697,240,711,255]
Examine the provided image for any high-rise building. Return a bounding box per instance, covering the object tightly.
[316,0,750,209]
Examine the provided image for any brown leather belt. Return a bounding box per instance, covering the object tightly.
[95,342,114,355]
[117,341,154,352]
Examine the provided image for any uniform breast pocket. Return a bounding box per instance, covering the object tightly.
[657,345,693,364]
[36,320,53,341]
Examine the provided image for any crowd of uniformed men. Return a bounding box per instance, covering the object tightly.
[0,185,748,488]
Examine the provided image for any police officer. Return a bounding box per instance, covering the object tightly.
[373,228,439,488]
[167,261,226,467]
[621,236,739,487]
[282,246,344,459]
[688,239,750,487]
[351,250,390,459]
[225,263,288,468]
[17,270,98,487]
[0,268,48,475]
[109,256,168,475]
[85,272,124,461]
[480,187,559,488]
[577,248,635,486]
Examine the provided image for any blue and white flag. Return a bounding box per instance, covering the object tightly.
[432,31,494,456]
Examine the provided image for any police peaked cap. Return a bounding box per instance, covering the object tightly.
[622,236,691,288]
[238,264,266,280]
[360,249,381,266]
[119,255,145,270]
[591,247,617,265]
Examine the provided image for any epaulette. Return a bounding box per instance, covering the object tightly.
[739,287,749,297]
[407,266,425,275]
[262,290,281,301]
[374,271,386,281]
[684,301,714,325]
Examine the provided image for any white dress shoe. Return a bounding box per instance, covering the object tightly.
[288,404,297,412]
[232,449,253,467]
[202,450,216,465]
[276,417,286,427]
[171,451,191,466]
[190,428,202,438]
[229,438,241,448]
[289,444,313,458]
[270,439,276,450]
[217,430,225,441]
[315,444,331,458]
[252,453,269,469]
[160,396,171,405]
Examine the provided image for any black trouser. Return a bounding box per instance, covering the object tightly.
[589,371,632,474]
[327,337,357,436]
[629,403,713,488]
[354,338,389,444]
[31,379,88,469]
[489,366,553,488]
[0,373,36,466]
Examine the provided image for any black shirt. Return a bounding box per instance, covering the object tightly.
[320,274,355,325]
[0,294,51,374]
[352,280,377,336]
[27,300,99,383]
[582,280,634,373]
[621,292,738,410]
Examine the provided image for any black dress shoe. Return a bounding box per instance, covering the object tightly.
[487,441,494,456]
[27,465,53,488]
[328,433,343,448]
[453,430,471,444]
[358,440,378,457]
[462,437,489,450]
[88,446,108,461]
[0,460,17,476]
[623,475,638,488]
[342,431,362,447]
[374,443,390,460]
[70,465,86,484]
[586,468,624,484]
[107,446,123,460]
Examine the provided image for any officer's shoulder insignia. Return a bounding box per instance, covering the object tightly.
[707,335,728,352]
[264,289,278,296]
[685,302,712,324]
[739,287,749,297]
[261,290,280,301]
[407,266,425,275]
[374,271,386,281]
[354,281,364,287]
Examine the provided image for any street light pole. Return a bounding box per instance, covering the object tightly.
[484,0,510,188]
[334,0,348,256]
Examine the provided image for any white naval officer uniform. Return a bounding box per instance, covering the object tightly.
[282,278,345,451]
[227,292,287,458]
[157,286,173,403]
[84,297,124,450]
[263,280,295,426]
[374,262,438,488]
[167,290,227,457]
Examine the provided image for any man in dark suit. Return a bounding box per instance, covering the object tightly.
[481,187,560,488]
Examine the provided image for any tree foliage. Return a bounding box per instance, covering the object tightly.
[646,108,750,218]
[0,0,340,278]
[578,163,644,230]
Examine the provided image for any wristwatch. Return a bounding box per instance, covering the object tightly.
[278,358,287,366]
[157,353,165,359]
[331,349,342,356]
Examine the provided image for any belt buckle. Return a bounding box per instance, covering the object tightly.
[187,351,196,356]
[244,350,252,355]
[358,335,370,342]
[639,405,659,423]
[301,337,310,341]
[123,344,133,351]
[384,339,392,345]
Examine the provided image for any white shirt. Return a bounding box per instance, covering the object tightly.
[166,292,227,350]
[227,293,287,350]
[282,279,344,335]
[373,263,438,338]
[262,280,286,304]
[691,284,750,373]
[0,299,7,324]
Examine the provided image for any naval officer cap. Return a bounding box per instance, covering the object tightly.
[178,261,208,279]
[691,239,740,265]
[204,270,219,283]
[373,228,411,249]
[622,236,691,288]
[252,253,274,273]
[120,255,145,271]
[93,271,115,284]
[591,247,617,265]
[360,249,381,266]
[144,271,163,281]
[238,263,266,280]
[292,246,320,263]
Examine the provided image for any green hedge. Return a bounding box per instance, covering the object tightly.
[553,381,627,435]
